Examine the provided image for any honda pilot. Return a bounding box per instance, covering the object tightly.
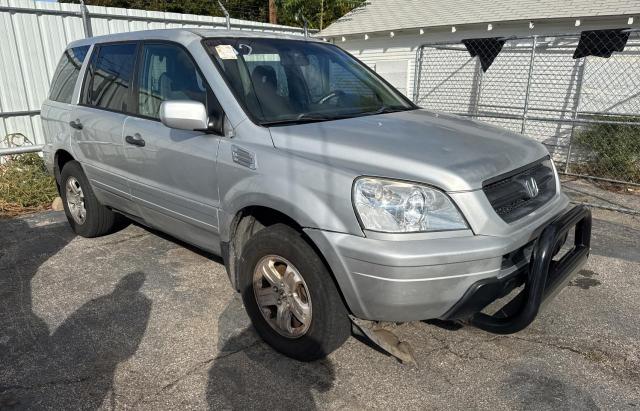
[41,29,591,361]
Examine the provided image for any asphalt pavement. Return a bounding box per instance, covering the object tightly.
[0,208,638,410]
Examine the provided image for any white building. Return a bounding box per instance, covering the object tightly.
[319,0,640,177]
[320,0,640,100]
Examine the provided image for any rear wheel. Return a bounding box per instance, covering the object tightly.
[60,161,119,237]
[238,224,351,361]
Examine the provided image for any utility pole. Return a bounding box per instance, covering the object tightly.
[320,0,324,30]
[269,0,277,24]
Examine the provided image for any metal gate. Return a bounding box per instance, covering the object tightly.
[414,31,640,214]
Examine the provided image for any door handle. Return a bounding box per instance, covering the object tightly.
[69,120,83,130]
[125,134,146,147]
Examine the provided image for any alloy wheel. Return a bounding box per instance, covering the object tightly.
[65,176,86,225]
[252,255,312,338]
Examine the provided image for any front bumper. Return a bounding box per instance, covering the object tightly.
[450,205,591,333]
[304,204,591,329]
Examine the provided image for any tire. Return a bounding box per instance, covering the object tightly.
[238,224,351,361]
[59,161,119,238]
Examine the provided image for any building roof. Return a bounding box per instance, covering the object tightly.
[320,0,640,37]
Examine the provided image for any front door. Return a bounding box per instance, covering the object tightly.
[70,42,139,215]
[121,42,222,252]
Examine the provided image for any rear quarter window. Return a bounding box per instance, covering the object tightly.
[49,46,90,104]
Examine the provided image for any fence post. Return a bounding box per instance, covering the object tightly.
[217,0,230,29]
[565,57,587,174]
[469,57,483,118]
[79,0,92,38]
[520,35,537,134]
[412,45,424,104]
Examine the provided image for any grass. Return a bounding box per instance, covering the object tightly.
[0,135,59,217]
[573,117,640,184]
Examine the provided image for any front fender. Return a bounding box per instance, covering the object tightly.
[217,140,363,242]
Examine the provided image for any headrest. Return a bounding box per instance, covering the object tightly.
[252,65,277,89]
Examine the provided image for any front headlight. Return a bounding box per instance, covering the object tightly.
[353,177,468,233]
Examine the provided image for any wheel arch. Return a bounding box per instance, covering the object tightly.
[223,204,303,291]
[53,149,75,187]
[222,205,353,315]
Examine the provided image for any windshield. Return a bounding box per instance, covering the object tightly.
[202,38,416,126]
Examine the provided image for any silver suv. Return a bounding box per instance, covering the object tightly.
[42,29,591,361]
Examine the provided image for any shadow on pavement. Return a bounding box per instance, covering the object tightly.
[0,215,151,409]
[132,221,225,265]
[206,296,335,410]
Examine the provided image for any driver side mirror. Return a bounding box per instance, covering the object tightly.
[159,100,223,135]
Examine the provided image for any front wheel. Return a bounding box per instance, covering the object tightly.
[238,224,351,361]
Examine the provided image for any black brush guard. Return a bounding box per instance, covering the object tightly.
[443,205,592,334]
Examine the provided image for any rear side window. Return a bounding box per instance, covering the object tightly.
[49,46,90,104]
[83,43,137,112]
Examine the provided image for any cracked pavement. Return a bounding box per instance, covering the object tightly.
[0,208,639,410]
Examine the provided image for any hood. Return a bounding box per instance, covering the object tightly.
[268,109,549,192]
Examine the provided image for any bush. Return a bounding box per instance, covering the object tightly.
[573,118,640,184]
[0,153,59,217]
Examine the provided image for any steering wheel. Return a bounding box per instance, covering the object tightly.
[317,90,345,105]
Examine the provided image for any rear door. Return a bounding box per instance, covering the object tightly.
[121,42,223,251]
[41,45,90,176]
[70,42,139,214]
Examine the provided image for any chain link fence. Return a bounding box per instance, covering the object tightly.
[414,30,640,214]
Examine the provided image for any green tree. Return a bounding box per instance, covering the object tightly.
[276,0,366,30]
[59,0,365,29]
[58,0,265,19]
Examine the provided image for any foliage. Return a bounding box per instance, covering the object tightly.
[275,0,366,30]
[0,135,58,217]
[573,117,640,184]
[64,0,260,20]
[58,0,366,30]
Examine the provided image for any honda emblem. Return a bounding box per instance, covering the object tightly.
[522,176,539,199]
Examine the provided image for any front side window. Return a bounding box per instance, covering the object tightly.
[49,46,90,104]
[83,43,137,112]
[203,38,415,126]
[137,43,208,119]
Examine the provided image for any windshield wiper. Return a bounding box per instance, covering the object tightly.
[261,113,338,127]
[296,113,336,121]
[366,105,412,115]
[260,106,413,127]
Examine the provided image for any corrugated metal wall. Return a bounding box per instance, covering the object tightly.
[0,0,304,147]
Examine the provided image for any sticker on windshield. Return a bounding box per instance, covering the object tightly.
[215,45,237,60]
